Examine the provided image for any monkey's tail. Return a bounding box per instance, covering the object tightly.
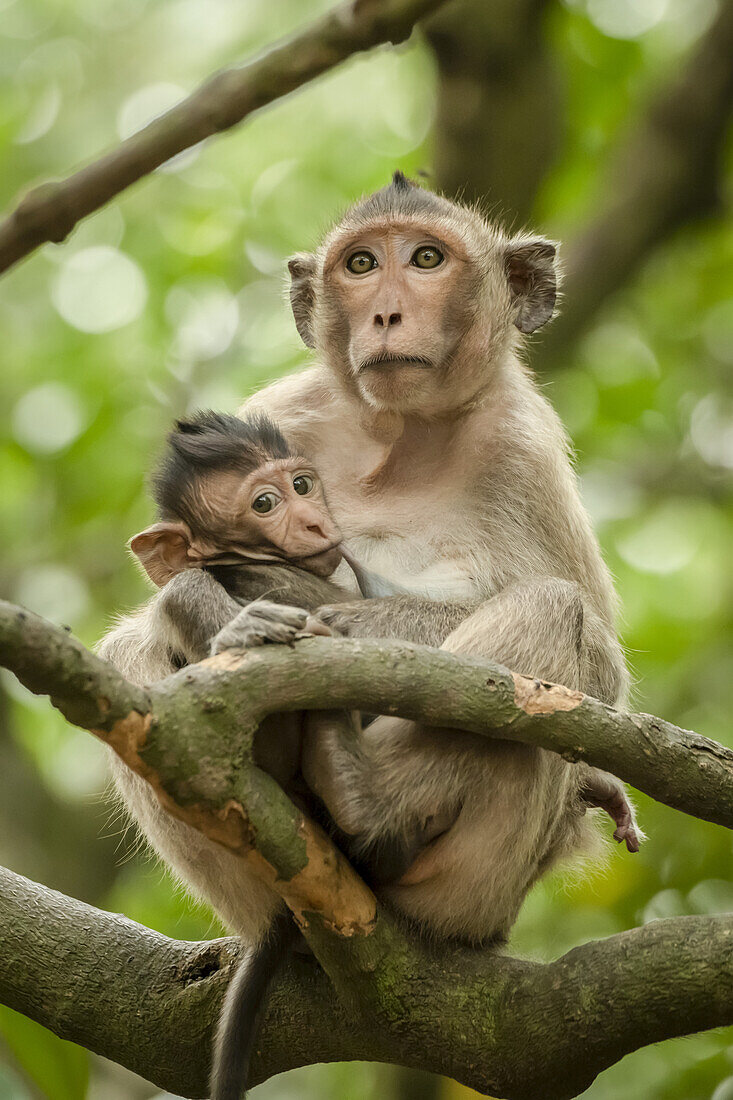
[211,913,297,1100]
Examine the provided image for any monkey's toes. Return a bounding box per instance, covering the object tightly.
[614,822,641,853]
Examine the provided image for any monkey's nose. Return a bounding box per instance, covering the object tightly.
[373,312,402,327]
[306,523,329,540]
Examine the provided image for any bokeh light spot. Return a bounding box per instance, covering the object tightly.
[166,278,239,361]
[689,394,733,469]
[702,299,733,365]
[616,503,700,575]
[12,382,86,454]
[51,245,147,332]
[586,0,669,39]
[116,81,188,140]
[15,564,91,626]
[713,1079,733,1100]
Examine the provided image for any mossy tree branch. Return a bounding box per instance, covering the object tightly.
[0,0,450,276]
[1,864,732,1099]
[2,598,733,1095]
[2,600,731,835]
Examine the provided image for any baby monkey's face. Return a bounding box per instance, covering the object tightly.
[198,457,342,577]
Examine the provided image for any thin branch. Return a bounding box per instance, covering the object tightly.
[2,864,732,1099]
[537,0,733,366]
[0,0,449,276]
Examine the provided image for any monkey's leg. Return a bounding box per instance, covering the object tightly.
[577,765,643,852]
[309,579,636,941]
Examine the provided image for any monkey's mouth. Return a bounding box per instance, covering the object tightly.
[296,542,343,578]
[359,353,433,372]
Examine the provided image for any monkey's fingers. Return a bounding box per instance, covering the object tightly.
[314,602,365,637]
[295,615,333,639]
[211,601,310,653]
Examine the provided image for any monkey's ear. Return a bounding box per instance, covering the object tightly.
[287,252,316,348]
[129,522,192,587]
[503,238,558,334]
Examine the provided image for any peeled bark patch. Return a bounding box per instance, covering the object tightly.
[512,673,584,715]
[249,818,378,935]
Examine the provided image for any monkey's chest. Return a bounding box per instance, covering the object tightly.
[337,527,480,600]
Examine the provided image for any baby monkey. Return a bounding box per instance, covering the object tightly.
[130,411,422,1100]
[130,411,639,1100]
[131,410,398,659]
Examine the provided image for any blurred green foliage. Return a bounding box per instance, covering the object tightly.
[0,0,731,1097]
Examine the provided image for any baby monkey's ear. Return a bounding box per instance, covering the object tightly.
[129,521,193,587]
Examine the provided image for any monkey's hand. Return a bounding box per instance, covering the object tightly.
[579,768,644,853]
[210,600,333,654]
[314,600,367,638]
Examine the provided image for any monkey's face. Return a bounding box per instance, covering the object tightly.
[289,177,559,418]
[318,223,483,415]
[131,459,343,585]
[198,460,343,577]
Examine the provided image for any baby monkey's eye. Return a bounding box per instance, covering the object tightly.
[346,251,378,274]
[252,493,278,514]
[411,246,444,269]
[293,475,314,495]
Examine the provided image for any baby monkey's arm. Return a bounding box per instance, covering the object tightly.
[159,569,242,664]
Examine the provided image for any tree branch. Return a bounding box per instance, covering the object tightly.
[2,864,732,1099]
[0,0,449,277]
[537,0,733,366]
[427,0,558,222]
[1,598,732,839]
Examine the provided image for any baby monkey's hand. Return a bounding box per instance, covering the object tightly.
[210,600,333,654]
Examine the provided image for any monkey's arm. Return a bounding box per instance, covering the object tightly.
[341,547,412,600]
[158,569,243,663]
[311,579,637,850]
[97,570,243,681]
[317,595,480,648]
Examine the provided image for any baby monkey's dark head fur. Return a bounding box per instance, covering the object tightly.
[130,411,342,587]
[154,411,293,535]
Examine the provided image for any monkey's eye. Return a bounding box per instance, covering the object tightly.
[346,251,378,274]
[411,246,444,269]
[293,475,314,496]
[252,493,279,514]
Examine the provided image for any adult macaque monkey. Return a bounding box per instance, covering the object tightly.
[99,173,640,1094]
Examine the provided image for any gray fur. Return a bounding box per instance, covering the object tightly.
[98,180,639,960]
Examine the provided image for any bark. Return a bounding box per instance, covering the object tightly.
[1,864,732,1099]
[0,0,449,276]
[427,0,733,366]
[427,0,558,222]
[1,601,730,840]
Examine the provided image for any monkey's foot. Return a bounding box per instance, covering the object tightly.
[210,600,332,654]
[580,771,642,853]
